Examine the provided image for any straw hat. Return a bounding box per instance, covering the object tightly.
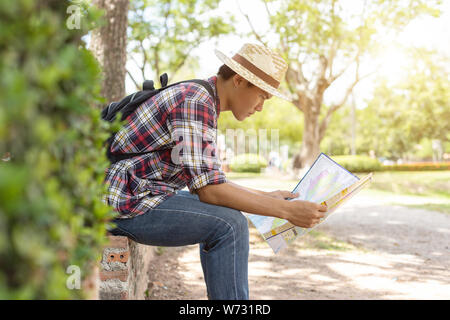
[214,43,291,101]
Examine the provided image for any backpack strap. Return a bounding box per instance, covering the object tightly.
[107,76,216,164]
[187,79,215,100]
[158,74,215,101]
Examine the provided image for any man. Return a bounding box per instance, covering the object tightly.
[105,43,327,300]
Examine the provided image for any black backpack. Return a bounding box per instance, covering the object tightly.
[101,73,215,164]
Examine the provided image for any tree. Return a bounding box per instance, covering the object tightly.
[90,0,129,102]
[241,0,442,169]
[357,48,450,160]
[127,0,235,89]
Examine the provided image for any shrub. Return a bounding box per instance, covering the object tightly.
[331,155,382,173]
[0,1,114,299]
[229,153,268,173]
[383,162,450,171]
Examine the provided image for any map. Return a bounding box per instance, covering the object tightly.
[246,153,372,254]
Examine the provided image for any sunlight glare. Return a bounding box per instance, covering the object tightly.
[373,43,410,84]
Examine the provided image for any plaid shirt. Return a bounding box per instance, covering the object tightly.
[103,76,227,219]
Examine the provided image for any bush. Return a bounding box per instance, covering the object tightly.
[331,155,382,173]
[383,162,450,171]
[0,1,114,299]
[229,153,268,173]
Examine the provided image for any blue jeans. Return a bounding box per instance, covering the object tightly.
[109,190,249,300]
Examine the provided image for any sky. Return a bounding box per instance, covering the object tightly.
[126,0,450,108]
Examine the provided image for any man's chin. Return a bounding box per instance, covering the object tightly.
[234,114,247,121]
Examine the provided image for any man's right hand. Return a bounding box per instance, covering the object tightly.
[282,200,327,228]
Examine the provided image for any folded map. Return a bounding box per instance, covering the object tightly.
[246,153,373,254]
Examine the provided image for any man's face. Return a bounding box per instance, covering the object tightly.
[230,76,272,121]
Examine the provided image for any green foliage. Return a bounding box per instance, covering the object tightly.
[415,138,434,160]
[218,97,304,147]
[239,0,443,166]
[0,0,114,299]
[357,48,450,160]
[331,155,382,173]
[320,106,353,155]
[127,0,235,87]
[230,153,268,173]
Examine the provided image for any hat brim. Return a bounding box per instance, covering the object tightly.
[214,49,292,102]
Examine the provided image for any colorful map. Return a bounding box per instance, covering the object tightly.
[246,153,364,254]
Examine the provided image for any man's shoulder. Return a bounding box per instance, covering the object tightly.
[180,79,214,101]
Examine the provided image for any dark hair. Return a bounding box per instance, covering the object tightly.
[217,64,254,87]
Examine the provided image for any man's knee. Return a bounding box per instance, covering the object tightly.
[205,208,248,252]
[224,209,249,240]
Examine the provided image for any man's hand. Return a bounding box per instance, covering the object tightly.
[282,200,328,228]
[264,190,300,200]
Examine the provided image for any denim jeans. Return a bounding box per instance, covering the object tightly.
[108,190,250,300]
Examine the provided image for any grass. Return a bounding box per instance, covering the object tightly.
[367,171,450,214]
[366,171,450,199]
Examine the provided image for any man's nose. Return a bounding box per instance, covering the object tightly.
[255,103,264,112]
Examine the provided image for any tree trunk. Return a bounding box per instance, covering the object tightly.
[90,0,129,103]
[293,108,321,170]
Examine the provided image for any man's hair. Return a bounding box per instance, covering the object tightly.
[217,64,254,87]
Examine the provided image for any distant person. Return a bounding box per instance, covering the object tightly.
[269,151,282,170]
[104,43,327,300]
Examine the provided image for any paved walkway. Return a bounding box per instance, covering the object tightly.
[146,179,450,300]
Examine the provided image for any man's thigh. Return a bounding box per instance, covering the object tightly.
[111,191,247,247]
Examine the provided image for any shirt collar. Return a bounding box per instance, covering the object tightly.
[207,76,221,118]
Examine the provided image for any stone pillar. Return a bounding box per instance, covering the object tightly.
[99,235,154,299]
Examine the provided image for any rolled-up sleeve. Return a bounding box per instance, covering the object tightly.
[168,98,227,194]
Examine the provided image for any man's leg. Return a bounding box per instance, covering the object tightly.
[109,190,249,300]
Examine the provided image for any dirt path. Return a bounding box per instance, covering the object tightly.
[145,191,450,300]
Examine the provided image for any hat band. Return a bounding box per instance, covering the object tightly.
[232,54,280,89]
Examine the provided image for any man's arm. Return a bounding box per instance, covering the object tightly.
[195,181,327,230]
[226,180,268,197]
[226,180,299,201]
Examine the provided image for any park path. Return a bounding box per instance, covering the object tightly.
[145,182,450,300]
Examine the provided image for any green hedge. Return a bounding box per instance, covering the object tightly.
[330,155,450,172]
[230,153,268,173]
[383,162,450,171]
[0,1,114,299]
[331,155,382,173]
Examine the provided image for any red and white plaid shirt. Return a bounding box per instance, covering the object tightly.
[103,76,227,219]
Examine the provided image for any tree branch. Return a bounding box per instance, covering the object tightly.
[318,61,378,141]
[128,51,146,82]
[171,46,195,80]
[316,54,330,96]
[237,0,267,46]
[139,40,148,80]
[126,69,140,91]
[327,38,340,79]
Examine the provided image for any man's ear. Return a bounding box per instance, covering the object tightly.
[232,74,245,88]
